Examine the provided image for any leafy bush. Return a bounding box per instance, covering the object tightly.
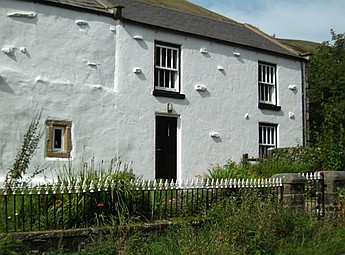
[307,31,345,172]
[208,146,323,179]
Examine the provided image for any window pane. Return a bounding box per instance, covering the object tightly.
[171,72,175,89]
[162,48,166,68]
[53,128,63,150]
[154,69,159,87]
[156,47,161,66]
[167,49,171,68]
[159,69,164,87]
[173,50,177,69]
[165,70,169,88]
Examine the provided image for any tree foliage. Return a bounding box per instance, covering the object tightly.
[307,30,345,170]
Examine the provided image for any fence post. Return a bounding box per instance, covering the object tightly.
[271,173,305,210]
[320,171,345,214]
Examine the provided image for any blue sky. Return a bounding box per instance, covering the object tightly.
[189,0,345,42]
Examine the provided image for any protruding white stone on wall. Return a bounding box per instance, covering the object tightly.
[75,20,88,26]
[194,84,207,92]
[133,35,143,40]
[7,11,36,18]
[200,48,208,54]
[209,132,220,138]
[1,47,14,55]
[87,60,98,67]
[289,112,295,119]
[233,52,241,57]
[288,84,297,90]
[133,67,142,74]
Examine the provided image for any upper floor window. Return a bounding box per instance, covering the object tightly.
[46,120,72,158]
[258,62,280,110]
[259,123,277,158]
[153,42,185,99]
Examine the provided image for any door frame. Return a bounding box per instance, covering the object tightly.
[155,113,181,181]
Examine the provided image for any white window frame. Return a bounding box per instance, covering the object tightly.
[154,42,180,92]
[258,62,276,105]
[259,123,277,158]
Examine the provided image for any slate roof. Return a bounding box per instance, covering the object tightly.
[30,0,301,59]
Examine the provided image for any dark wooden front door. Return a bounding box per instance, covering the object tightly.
[155,116,177,180]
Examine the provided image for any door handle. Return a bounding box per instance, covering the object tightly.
[156,149,162,151]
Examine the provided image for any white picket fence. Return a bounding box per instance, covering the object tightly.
[3,177,283,195]
[130,177,283,190]
[298,171,324,180]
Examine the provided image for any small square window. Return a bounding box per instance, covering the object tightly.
[46,120,72,158]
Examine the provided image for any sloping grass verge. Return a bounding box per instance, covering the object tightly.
[43,196,345,255]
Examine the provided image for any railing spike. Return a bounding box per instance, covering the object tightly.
[170,179,175,189]
[241,179,245,188]
[317,171,321,180]
[89,180,94,193]
[159,179,163,190]
[219,178,223,188]
[245,179,249,188]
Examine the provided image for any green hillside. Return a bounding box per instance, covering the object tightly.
[277,39,321,54]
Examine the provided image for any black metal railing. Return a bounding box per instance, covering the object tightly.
[300,172,325,218]
[0,178,282,233]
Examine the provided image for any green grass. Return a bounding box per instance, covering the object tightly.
[277,38,321,53]
[3,195,345,254]
[39,195,345,255]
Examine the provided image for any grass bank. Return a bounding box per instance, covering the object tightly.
[40,195,345,255]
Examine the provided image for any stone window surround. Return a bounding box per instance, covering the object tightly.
[46,119,72,158]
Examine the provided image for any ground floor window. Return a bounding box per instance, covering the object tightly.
[259,123,277,158]
[46,120,72,158]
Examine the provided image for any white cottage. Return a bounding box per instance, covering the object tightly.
[0,0,307,184]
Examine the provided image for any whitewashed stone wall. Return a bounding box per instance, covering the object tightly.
[0,0,305,184]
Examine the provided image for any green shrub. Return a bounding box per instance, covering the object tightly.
[208,146,323,179]
[0,234,21,255]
